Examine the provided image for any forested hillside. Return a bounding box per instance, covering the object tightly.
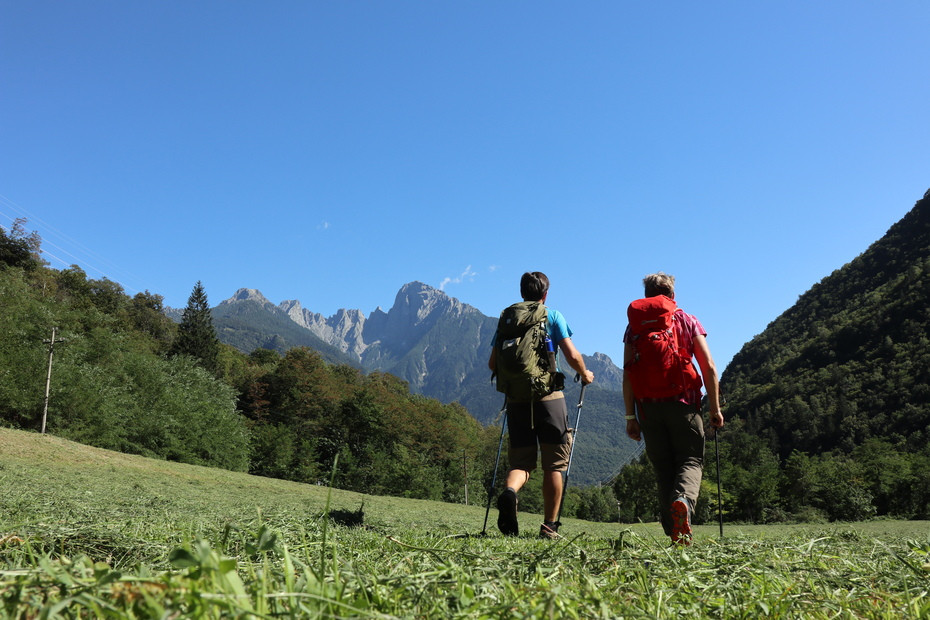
[713,190,930,522]
[0,250,483,502]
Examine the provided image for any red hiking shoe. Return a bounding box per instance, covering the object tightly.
[670,497,692,545]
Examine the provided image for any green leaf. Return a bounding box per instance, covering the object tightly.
[168,548,199,569]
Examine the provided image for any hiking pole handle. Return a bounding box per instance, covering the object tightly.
[573,373,586,408]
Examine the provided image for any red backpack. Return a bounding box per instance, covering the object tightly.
[625,295,702,400]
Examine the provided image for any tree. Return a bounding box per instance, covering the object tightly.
[171,281,219,374]
[567,485,621,522]
[721,426,783,523]
[0,268,50,428]
[129,291,176,353]
[810,454,876,521]
[613,453,659,523]
[0,218,41,270]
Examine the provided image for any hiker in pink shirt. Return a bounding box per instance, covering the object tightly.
[623,272,724,545]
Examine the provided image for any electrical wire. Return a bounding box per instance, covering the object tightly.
[0,193,146,294]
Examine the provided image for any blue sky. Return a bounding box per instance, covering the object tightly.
[2,2,928,376]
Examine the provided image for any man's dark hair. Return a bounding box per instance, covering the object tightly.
[520,271,549,301]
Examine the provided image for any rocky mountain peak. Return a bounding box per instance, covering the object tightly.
[392,281,467,323]
[584,352,624,390]
[333,307,365,325]
[223,288,272,305]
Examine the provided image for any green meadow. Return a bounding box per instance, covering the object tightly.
[1,427,928,618]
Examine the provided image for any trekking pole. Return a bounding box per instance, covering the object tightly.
[714,392,727,539]
[714,425,723,539]
[556,376,587,524]
[481,396,508,536]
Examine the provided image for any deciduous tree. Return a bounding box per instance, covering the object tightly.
[0,218,41,270]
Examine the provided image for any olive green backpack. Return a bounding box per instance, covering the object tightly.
[493,301,561,402]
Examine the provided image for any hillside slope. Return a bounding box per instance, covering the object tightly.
[722,190,930,457]
[0,427,618,540]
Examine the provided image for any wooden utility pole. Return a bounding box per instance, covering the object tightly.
[41,327,64,434]
[463,450,469,505]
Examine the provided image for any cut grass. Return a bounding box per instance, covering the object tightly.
[1,427,929,617]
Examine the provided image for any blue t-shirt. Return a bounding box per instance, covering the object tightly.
[547,308,572,374]
[546,308,572,344]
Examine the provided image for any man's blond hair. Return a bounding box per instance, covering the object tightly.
[643,272,675,298]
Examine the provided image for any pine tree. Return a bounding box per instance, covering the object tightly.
[171,281,219,374]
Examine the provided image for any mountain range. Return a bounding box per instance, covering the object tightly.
[190,282,636,486]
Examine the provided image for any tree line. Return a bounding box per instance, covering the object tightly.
[613,419,930,524]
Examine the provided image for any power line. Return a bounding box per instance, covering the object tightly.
[0,193,146,295]
[597,440,646,486]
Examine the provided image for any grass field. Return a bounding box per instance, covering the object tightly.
[1,427,929,618]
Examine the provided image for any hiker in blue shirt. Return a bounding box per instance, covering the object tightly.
[489,271,594,539]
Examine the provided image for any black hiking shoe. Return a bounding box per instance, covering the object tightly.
[496,489,519,536]
[539,521,561,540]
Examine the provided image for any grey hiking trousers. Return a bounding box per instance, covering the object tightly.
[638,400,705,536]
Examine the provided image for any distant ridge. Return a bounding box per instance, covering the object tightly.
[211,288,359,367]
[214,281,625,404]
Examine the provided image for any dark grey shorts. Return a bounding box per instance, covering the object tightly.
[506,393,572,472]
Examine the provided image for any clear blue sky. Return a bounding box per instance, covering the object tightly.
[2,2,928,375]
